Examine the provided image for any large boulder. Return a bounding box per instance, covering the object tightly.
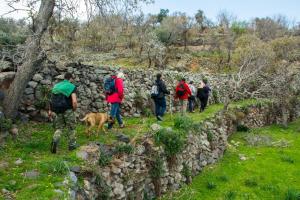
[0,72,15,89]
[0,61,13,72]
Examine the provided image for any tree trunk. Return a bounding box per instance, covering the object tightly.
[3,0,55,118]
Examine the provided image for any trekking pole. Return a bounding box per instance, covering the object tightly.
[169,94,173,118]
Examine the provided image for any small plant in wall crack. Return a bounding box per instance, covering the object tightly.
[154,128,184,167]
[149,155,165,197]
[94,174,112,200]
[182,162,192,184]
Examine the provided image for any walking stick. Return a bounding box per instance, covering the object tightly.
[169,95,173,118]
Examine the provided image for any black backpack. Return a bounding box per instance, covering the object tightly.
[50,93,72,114]
[176,83,186,97]
[104,76,117,95]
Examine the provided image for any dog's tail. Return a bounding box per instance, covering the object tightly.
[80,116,88,122]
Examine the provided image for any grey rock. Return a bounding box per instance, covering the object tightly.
[40,79,52,85]
[15,158,23,165]
[150,123,162,132]
[0,60,12,72]
[0,72,15,83]
[28,81,38,88]
[54,189,64,195]
[25,88,34,95]
[70,166,81,173]
[33,74,43,82]
[116,133,130,143]
[55,74,64,80]
[76,150,88,160]
[69,171,78,184]
[24,170,39,179]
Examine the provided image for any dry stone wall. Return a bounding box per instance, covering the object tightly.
[71,100,300,200]
[20,62,232,119]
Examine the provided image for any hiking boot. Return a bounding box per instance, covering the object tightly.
[50,140,58,154]
[108,117,115,130]
[119,124,125,128]
[157,116,163,121]
[68,144,79,151]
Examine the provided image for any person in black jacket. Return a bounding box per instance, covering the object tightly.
[153,73,170,121]
[197,79,211,112]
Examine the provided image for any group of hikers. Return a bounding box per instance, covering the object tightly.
[152,73,211,121]
[48,71,210,153]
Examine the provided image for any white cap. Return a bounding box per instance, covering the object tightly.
[117,72,125,79]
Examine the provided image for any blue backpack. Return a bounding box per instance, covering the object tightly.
[104,76,117,95]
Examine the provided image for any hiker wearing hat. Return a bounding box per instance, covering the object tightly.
[105,72,125,129]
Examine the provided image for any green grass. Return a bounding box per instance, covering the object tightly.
[163,119,300,200]
[0,99,264,199]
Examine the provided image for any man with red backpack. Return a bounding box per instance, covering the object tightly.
[105,72,125,129]
[175,78,191,115]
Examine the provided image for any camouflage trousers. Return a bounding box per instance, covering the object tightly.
[52,109,77,148]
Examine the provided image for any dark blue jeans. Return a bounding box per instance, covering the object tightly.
[154,97,167,117]
[109,103,123,128]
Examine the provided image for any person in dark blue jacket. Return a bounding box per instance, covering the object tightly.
[152,73,170,121]
[196,79,211,112]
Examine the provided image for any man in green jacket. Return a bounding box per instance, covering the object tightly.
[49,72,78,153]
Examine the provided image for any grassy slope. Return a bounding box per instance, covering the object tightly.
[164,120,300,200]
[0,99,262,199]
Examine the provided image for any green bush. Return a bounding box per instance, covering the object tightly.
[114,144,134,155]
[207,131,213,142]
[206,181,217,190]
[174,115,193,130]
[35,85,51,109]
[154,128,184,158]
[141,108,152,117]
[244,178,258,187]
[182,162,192,178]
[44,159,69,175]
[236,124,250,132]
[98,151,112,167]
[285,188,300,200]
[0,117,12,132]
[281,155,295,164]
[149,156,165,179]
[212,90,220,104]
[225,190,237,200]
[94,175,112,200]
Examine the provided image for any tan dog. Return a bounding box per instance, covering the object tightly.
[80,113,112,136]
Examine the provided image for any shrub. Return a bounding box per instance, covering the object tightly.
[114,144,134,155]
[35,85,51,109]
[285,188,300,200]
[206,181,217,190]
[237,124,250,132]
[212,90,220,104]
[149,156,165,179]
[154,128,184,159]
[98,151,112,167]
[45,159,69,175]
[94,175,111,200]
[225,190,237,200]
[0,117,12,132]
[141,108,152,117]
[207,131,213,142]
[244,178,258,187]
[219,175,229,182]
[174,115,193,130]
[281,155,294,164]
[182,162,192,178]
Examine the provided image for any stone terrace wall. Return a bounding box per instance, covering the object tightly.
[20,62,232,119]
[73,100,300,199]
